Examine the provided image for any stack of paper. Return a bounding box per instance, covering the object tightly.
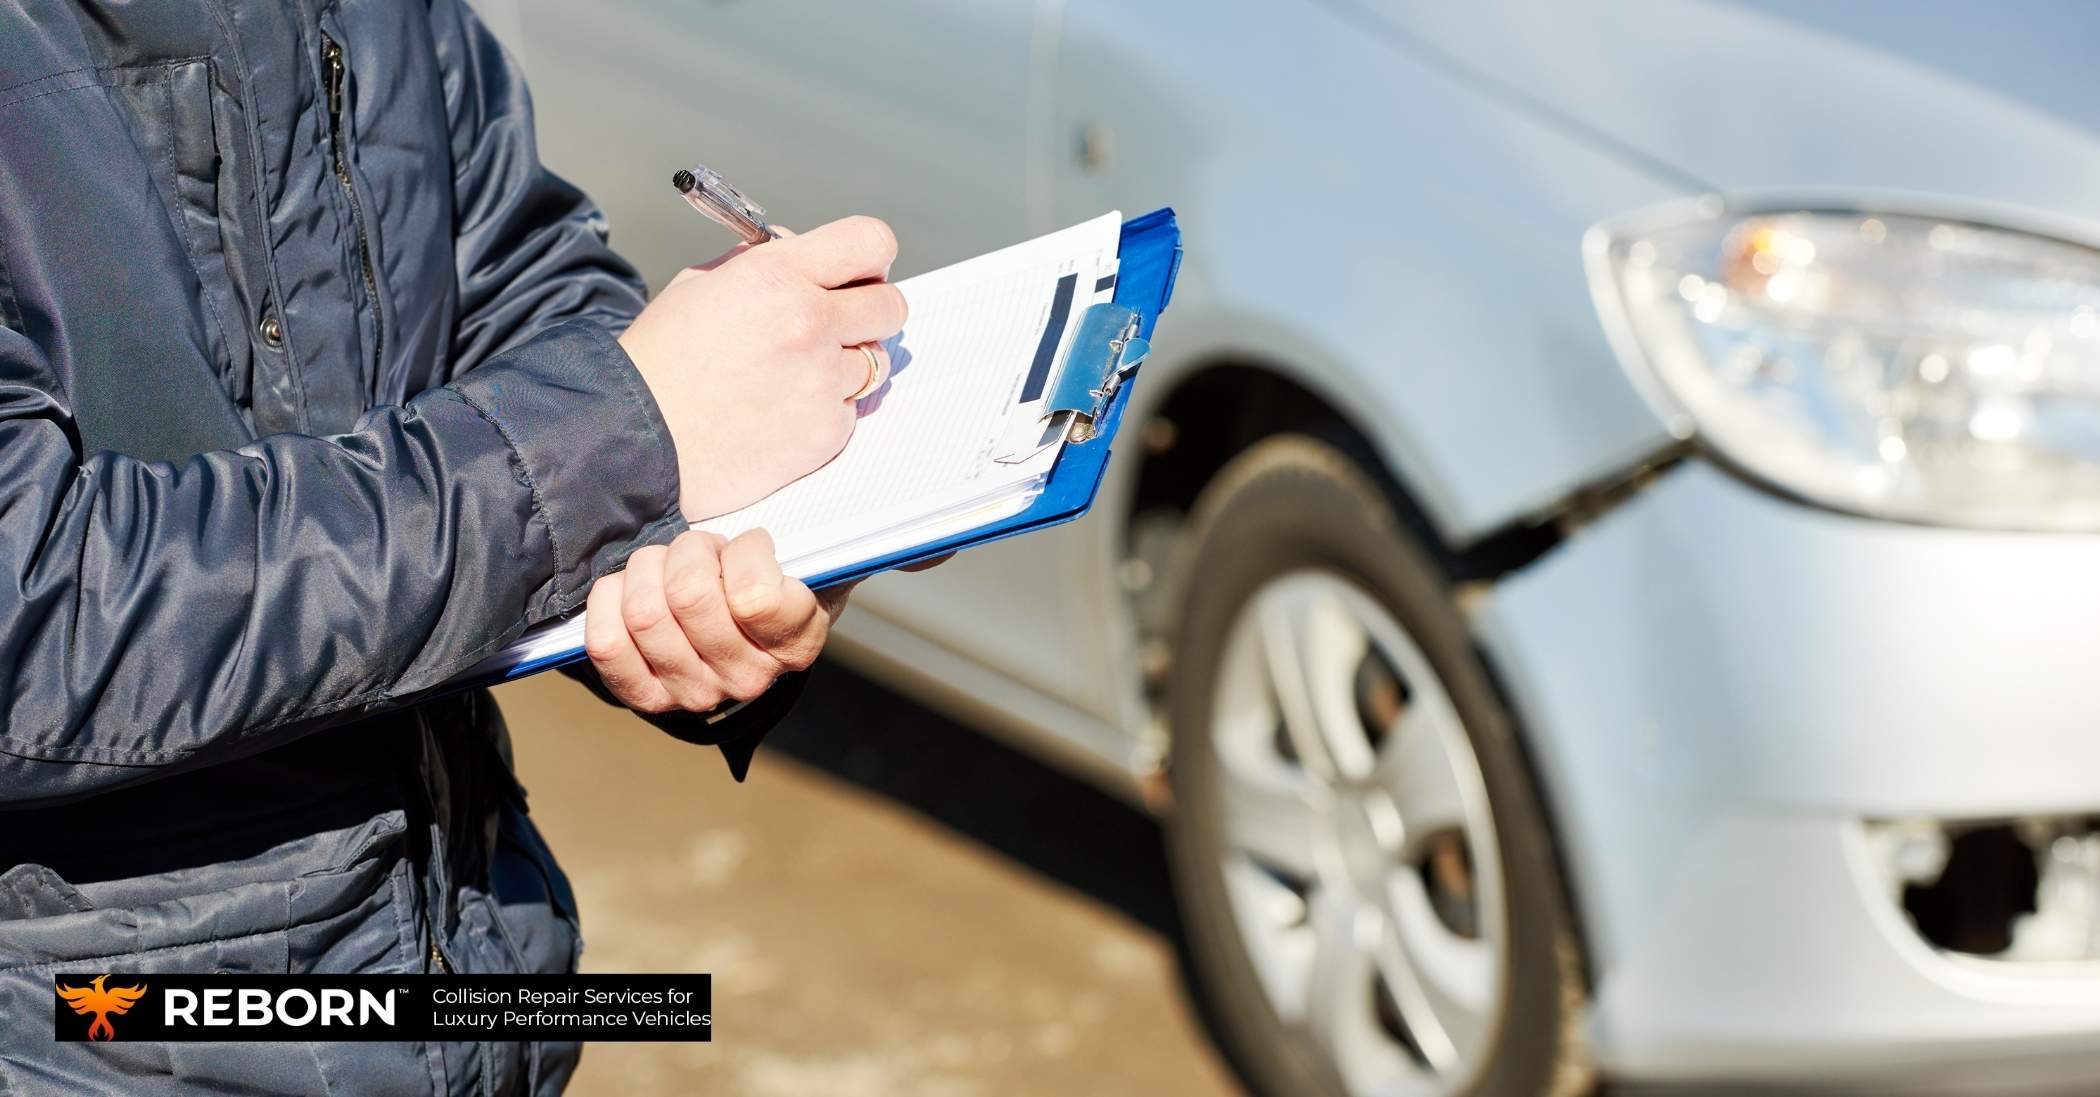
[483,211,1125,675]
[696,209,1123,576]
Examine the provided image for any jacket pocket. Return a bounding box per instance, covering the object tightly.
[485,799,584,1097]
[0,60,256,463]
[106,57,259,409]
[0,810,425,1094]
[488,799,582,977]
[0,806,412,972]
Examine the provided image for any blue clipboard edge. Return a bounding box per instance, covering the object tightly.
[494,209,1182,682]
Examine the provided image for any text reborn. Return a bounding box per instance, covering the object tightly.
[164,987,398,1028]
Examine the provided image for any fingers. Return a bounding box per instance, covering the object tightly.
[619,544,718,705]
[720,530,828,670]
[661,530,746,670]
[839,341,889,401]
[584,572,674,713]
[826,282,908,346]
[586,530,836,715]
[684,223,797,276]
[657,529,819,702]
[768,215,897,288]
[717,530,788,641]
[669,226,783,283]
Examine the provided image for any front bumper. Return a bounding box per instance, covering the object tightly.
[1475,460,2100,1091]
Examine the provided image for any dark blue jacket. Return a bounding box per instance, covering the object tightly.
[0,1,779,1091]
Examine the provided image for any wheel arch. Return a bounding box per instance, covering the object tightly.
[1122,354,1609,1001]
[1120,357,1564,591]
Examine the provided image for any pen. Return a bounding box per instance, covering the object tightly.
[673,162,883,404]
[671,165,775,247]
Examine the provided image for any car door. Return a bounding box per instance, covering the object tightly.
[505,0,1136,726]
[510,0,1037,284]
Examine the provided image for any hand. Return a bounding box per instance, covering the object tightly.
[619,216,908,520]
[584,529,848,715]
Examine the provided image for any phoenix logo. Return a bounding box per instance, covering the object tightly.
[56,975,148,1041]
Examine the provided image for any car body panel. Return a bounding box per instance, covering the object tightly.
[1477,461,2100,1081]
[1048,0,1679,544]
[509,0,1141,722]
[513,0,1040,278]
[512,0,1685,738]
[1358,0,2100,230]
[856,0,1693,735]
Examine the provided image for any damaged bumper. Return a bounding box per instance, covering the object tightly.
[1475,460,2100,1090]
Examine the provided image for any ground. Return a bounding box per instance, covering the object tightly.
[497,661,1243,1097]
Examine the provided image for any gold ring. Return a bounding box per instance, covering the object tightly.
[851,343,883,400]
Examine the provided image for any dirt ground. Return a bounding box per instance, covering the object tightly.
[496,661,1244,1097]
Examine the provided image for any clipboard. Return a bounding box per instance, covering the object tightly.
[472,208,1182,686]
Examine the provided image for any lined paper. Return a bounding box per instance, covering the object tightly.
[475,212,1124,676]
[695,210,1123,570]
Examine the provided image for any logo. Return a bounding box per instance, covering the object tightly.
[55,975,148,1041]
[52,973,710,1043]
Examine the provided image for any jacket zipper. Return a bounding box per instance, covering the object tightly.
[322,34,383,377]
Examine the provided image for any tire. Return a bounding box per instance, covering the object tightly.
[1163,434,1592,1097]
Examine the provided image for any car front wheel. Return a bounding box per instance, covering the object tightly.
[1164,434,1591,1097]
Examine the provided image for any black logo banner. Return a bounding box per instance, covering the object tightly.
[53,973,710,1043]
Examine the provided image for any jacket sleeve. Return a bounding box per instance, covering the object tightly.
[430,0,650,376]
[0,319,686,809]
[430,0,800,756]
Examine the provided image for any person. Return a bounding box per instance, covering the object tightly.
[0,1,905,1092]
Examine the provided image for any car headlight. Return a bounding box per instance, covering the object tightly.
[1586,198,2100,531]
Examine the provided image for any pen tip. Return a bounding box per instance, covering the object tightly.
[671,169,696,193]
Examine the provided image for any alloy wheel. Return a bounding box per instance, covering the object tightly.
[1205,568,1508,1096]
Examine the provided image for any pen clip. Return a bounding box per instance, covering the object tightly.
[674,164,774,246]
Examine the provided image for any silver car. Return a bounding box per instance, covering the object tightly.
[493,1,2100,1093]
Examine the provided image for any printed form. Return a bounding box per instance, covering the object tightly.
[696,210,1123,575]
[490,211,1124,673]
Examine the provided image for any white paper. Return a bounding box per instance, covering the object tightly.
[466,211,1125,681]
[695,210,1123,569]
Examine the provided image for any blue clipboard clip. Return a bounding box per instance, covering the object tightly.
[1044,303,1151,445]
